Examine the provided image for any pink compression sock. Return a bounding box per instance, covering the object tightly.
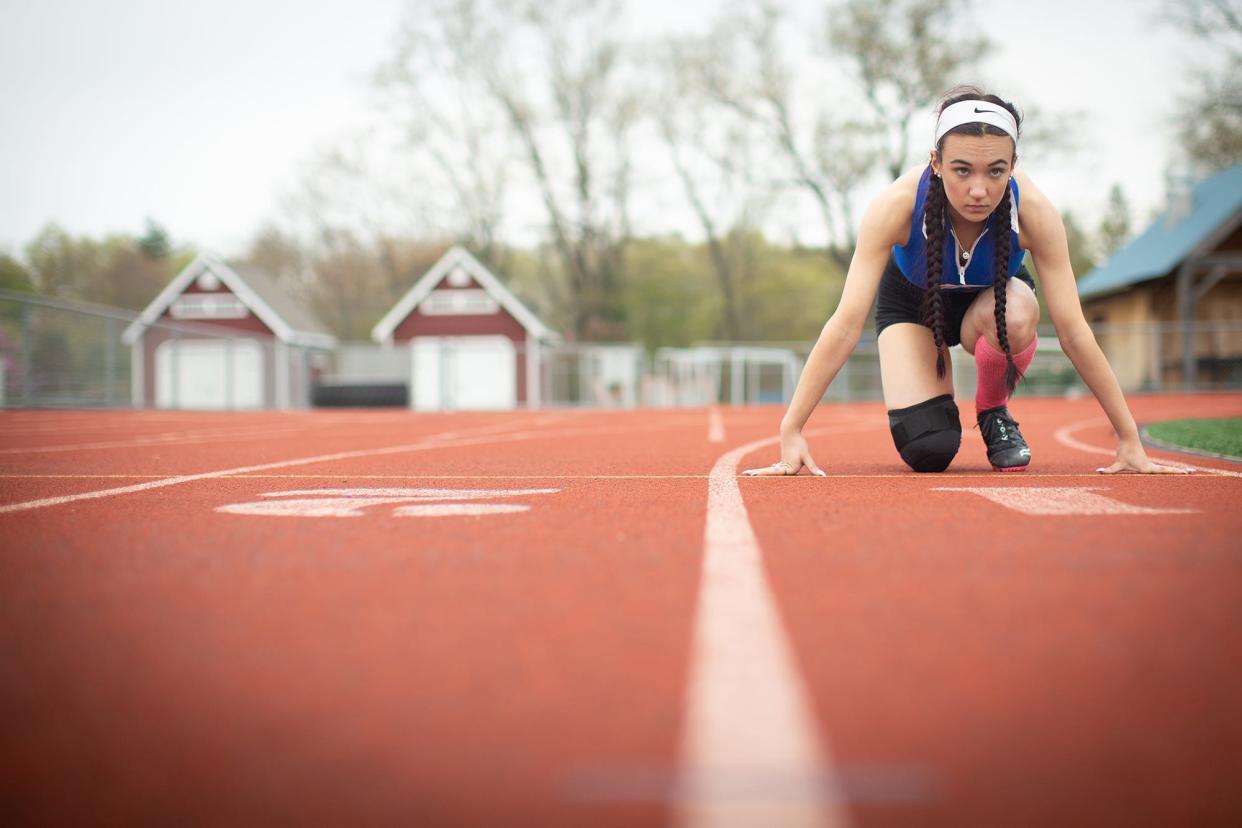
[975,335,1037,413]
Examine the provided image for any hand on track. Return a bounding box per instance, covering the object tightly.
[1096,443,1191,474]
[742,432,826,477]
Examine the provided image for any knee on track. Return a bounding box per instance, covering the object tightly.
[887,394,962,473]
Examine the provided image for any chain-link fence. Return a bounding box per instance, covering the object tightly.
[0,291,133,407]
[4,290,1239,410]
[0,291,325,409]
[653,320,1242,405]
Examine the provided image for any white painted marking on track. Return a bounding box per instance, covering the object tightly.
[395,503,530,517]
[258,488,557,499]
[0,423,590,515]
[932,486,1199,515]
[216,487,558,518]
[676,432,851,828]
[221,496,417,517]
[0,415,880,516]
[707,407,726,443]
[1053,419,1129,457]
[5,471,1203,481]
[1055,418,1242,477]
[0,426,318,455]
[0,412,568,455]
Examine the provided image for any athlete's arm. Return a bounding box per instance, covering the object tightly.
[744,173,916,476]
[1016,172,1186,474]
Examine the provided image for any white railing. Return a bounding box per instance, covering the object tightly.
[4,290,1239,410]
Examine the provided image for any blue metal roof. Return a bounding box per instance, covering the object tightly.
[1076,163,1242,300]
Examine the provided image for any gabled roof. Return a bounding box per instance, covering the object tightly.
[1078,164,1242,300]
[371,245,557,343]
[121,254,337,349]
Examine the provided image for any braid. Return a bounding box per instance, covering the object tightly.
[992,183,1020,393]
[921,173,948,379]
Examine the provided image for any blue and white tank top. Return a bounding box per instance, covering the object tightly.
[892,165,1025,290]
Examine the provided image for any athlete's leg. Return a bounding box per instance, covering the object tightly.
[879,323,960,472]
[958,277,1039,357]
[961,278,1038,408]
[959,279,1039,470]
[878,322,955,409]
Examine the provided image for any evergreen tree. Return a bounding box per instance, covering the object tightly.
[1097,184,1132,259]
[1061,211,1096,281]
[138,218,171,260]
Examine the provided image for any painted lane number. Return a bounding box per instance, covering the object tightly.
[216,487,559,518]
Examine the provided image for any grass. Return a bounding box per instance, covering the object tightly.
[1144,417,1242,459]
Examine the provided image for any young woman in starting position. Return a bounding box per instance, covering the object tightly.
[746,86,1186,477]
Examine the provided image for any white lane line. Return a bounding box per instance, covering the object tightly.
[707,407,726,443]
[932,486,1199,515]
[0,421,700,516]
[2,472,1208,481]
[0,446,457,516]
[0,428,317,455]
[676,431,852,828]
[1054,418,1242,477]
[0,424,571,516]
[0,412,569,455]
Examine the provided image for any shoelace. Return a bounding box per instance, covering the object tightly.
[979,411,1023,444]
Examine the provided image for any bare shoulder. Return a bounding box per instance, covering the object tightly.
[859,168,922,249]
[884,166,924,209]
[1013,169,1064,249]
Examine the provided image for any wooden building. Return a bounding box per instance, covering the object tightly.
[122,255,336,409]
[1077,164,1242,388]
[371,246,557,410]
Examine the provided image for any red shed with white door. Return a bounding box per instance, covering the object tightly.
[122,255,336,409]
[371,246,557,410]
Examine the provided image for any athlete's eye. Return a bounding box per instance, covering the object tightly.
[952,167,969,176]
[989,168,1007,177]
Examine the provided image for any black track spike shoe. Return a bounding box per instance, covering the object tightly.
[977,405,1031,472]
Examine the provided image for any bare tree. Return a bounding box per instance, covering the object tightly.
[649,35,777,340]
[241,224,306,291]
[827,0,992,180]
[691,2,874,267]
[245,138,446,340]
[379,0,638,340]
[1164,0,1242,52]
[1179,78,1242,171]
[1165,0,1242,171]
[374,5,512,269]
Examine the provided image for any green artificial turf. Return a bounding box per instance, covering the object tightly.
[1144,417,1242,459]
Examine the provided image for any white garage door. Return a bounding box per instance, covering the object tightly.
[155,339,264,410]
[411,336,516,411]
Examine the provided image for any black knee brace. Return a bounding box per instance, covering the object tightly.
[887,394,961,472]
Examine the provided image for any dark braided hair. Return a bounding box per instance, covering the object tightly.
[921,172,949,379]
[991,184,1021,392]
[922,85,1023,385]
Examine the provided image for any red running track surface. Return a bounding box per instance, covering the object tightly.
[1,393,1240,827]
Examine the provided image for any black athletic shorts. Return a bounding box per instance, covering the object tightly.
[874,254,1035,347]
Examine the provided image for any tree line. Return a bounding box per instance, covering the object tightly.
[3,0,1235,350]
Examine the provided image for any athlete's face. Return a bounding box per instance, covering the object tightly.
[930,133,1017,225]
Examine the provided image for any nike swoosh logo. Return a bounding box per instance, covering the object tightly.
[974,107,999,115]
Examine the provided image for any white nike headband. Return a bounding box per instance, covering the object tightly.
[934,100,1019,147]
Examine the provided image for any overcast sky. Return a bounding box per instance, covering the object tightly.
[0,0,1198,259]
